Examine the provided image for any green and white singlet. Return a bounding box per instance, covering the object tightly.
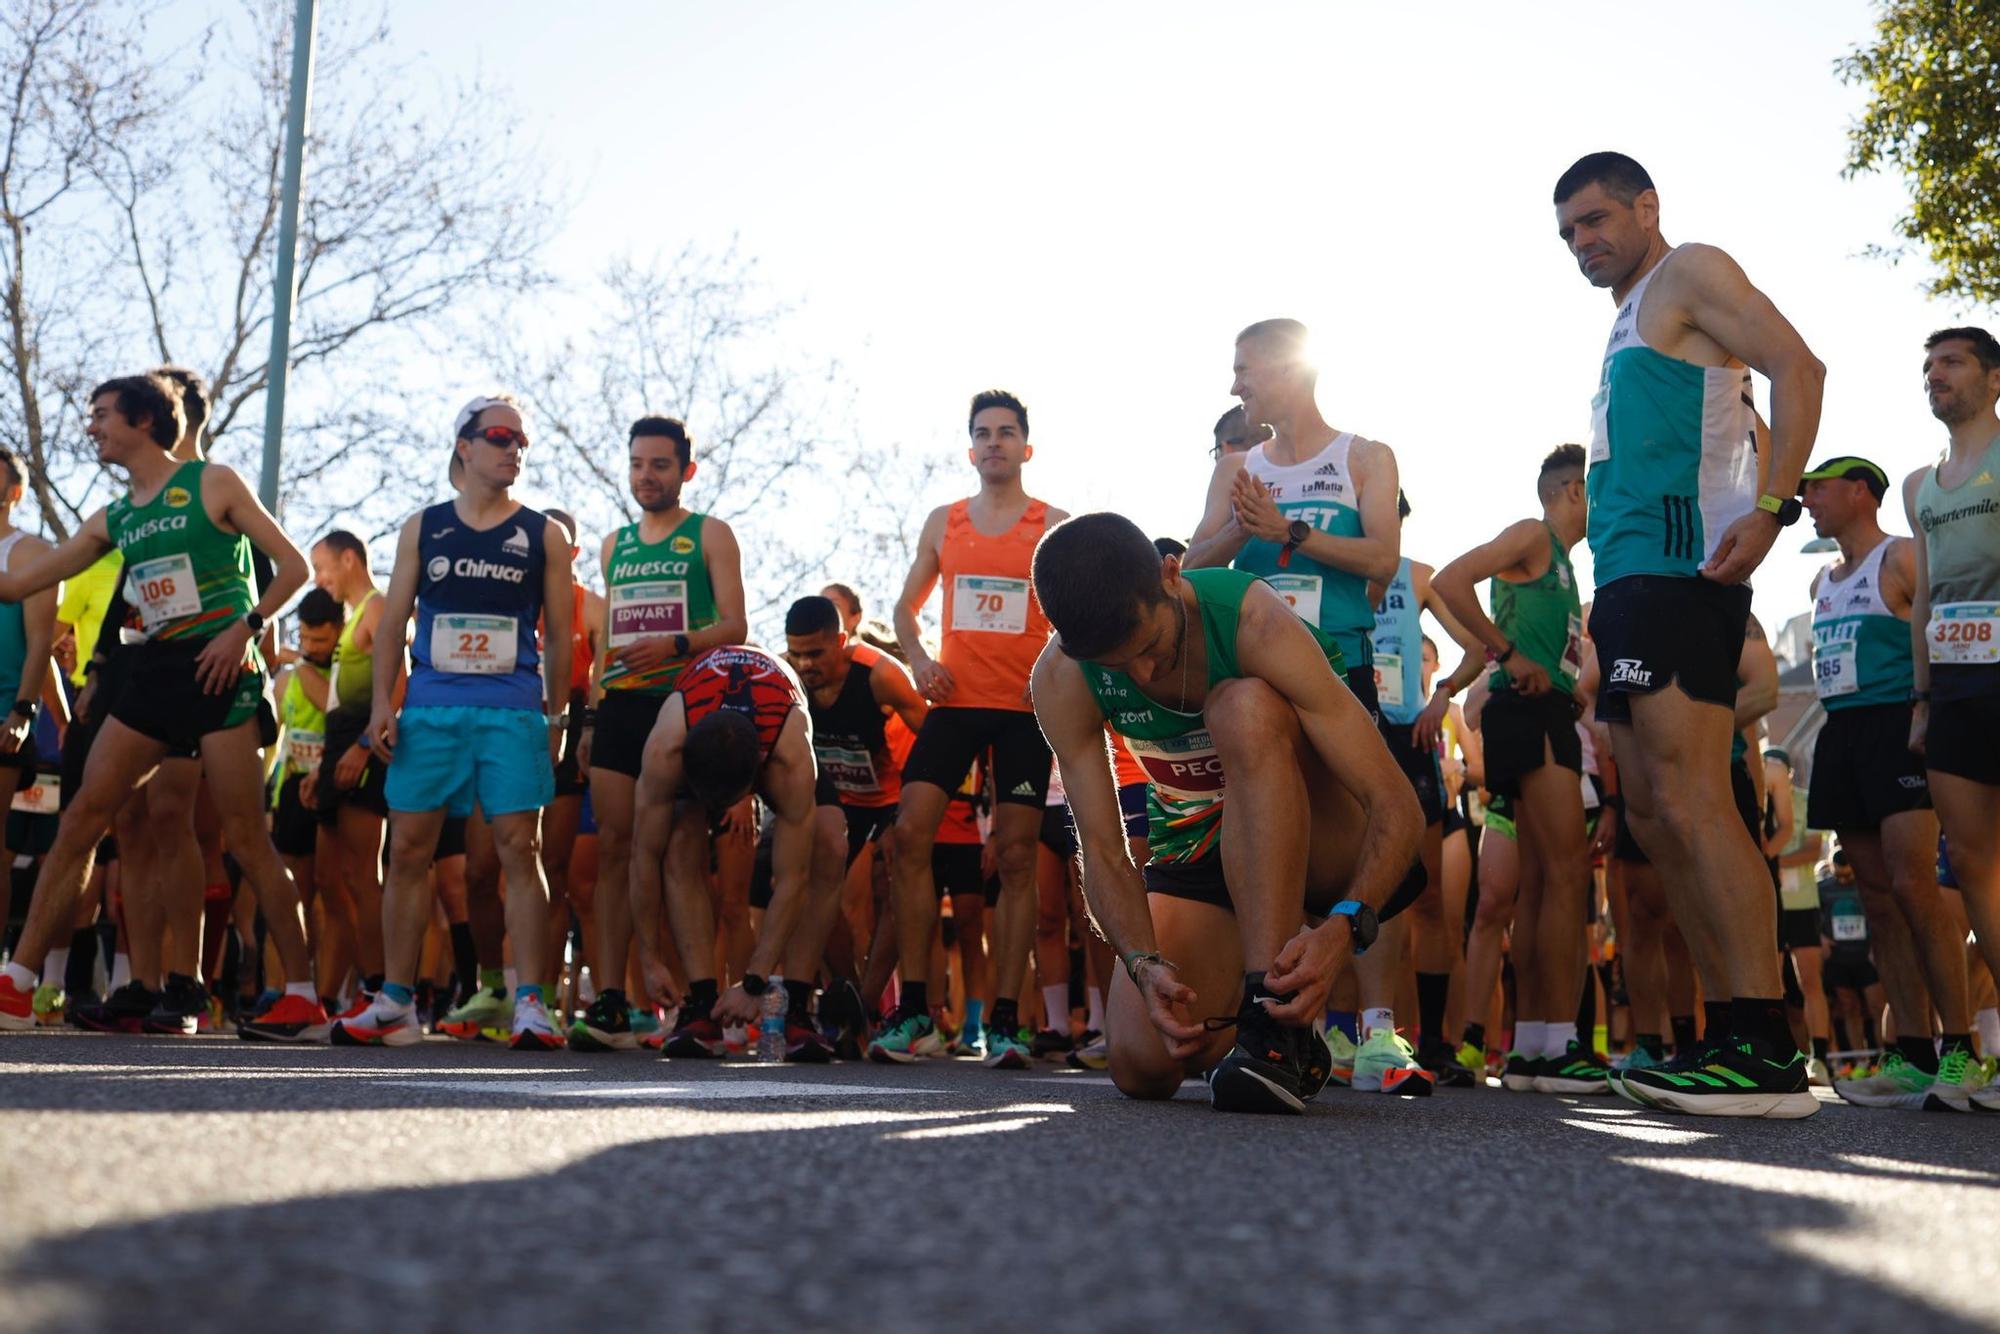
[601,512,716,695]
[1487,525,1583,696]
[1809,538,1913,709]
[106,460,256,643]
[1587,249,1757,585]
[1232,433,1375,667]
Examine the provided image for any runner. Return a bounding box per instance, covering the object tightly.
[539,507,600,1021]
[1030,513,1425,1113]
[1903,325,2000,1112]
[331,394,573,1050]
[872,390,1069,1068]
[568,416,745,1051]
[628,644,843,1063]
[0,447,60,995]
[1426,444,1604,1094]
[0,373,324,1037]
[268,589,344,969]
[1209,404,1269,462]
[1555,151,1822,1117]
[1186,319,1402,719]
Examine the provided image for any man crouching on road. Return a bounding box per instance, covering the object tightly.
[1029,512,1423,1114]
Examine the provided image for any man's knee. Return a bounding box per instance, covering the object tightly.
[992,832,1036,886]
[1109,1047,1184,1101]
[1206,677,1290,745]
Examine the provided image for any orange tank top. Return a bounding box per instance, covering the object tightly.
[1110,731,1146,789]
[937,498,1051,712]
[569,582,593,693]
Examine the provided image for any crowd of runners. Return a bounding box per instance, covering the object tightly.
[3,151,2000,1121]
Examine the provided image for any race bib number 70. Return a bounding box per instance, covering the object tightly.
[952,576,1029,634]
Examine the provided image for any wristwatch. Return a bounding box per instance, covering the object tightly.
[1755,493,1802,527]
[245,610,267,634]
[1277,518,1311,569]
[1327,900,1380,954]
[9,700,33,722]
[740,972,769,997]
[673,633,691,657]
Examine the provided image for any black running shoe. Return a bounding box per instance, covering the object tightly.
[662,1010,728,1059]
[1418,1039,1476,1090]
[783,1016,836,1063]
[1208,977,1307,1115]
[1029,1028,1075,1060]
[1619,1036,1819,1118]
[1534,1041,1613,1095]
[1301,1024,1334,1101]
[825,978,868,1062]
[69,981,160,1034]
[567,990,637,1052]
[1499,1051,1542,1091]
[141,974,211,1036]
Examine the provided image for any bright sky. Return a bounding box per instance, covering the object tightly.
[375,2,1984,643]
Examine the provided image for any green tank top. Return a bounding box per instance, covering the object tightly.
[105,460,254,643]
[1079,567,1344,864]
[1914,435,2000,687]
[0,531,29,704]
[331,589,379,712]
[601,512,716,695]
[1487,525,1582,695]
[278,667,328,785]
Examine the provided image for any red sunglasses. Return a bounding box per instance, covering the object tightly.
[467,425,530,450]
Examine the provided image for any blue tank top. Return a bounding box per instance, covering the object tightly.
[1369,558,1425,725]
[406,501,548,712]
[0,531,27,707]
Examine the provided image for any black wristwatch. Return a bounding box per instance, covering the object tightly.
[1755,494,1803,528]
[673,633,691,657]
[740,972,769,997]
[245,610,267,634]
[9,699,34,722]
[1328,900,1380,954]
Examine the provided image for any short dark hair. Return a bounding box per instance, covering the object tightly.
[630,415,692,466]
[1153,536,1187,560]
[151,365,210,442]
[684,710,761,811]
[1537,443,1587,501]
[295,587,344,628]
[545,508,578,546]
[0,446,20,491]
[1397,489,1411,520]
[1213,405,1245,441]
[90,374,183,449]
[1553,152,1655,206]
[822,582,862,620]
[1926,326,2000,374]
[968,389,1028,438]
[785,595,841,637]
[316,529,369,565]
[1034,513,1168,660]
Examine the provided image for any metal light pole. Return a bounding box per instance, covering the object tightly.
[258,0,319,515]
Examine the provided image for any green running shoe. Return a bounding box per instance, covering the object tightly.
[1923,1045,1988,1113]
[1323,1026,1357,1087]
[31,983,65,1026]
[436,986,509,1040]
[1454,1041,1487,1086]
[1834,1049,1935,1110]
[1620,1038,1819,1118]
[1535,1041,1613,1096]
[567,990,638,1052]
[867,1010,934,1064]
[1500,1051,1542,1091]
[982,1025,1032,1070]
[1351,1028,1434,1096]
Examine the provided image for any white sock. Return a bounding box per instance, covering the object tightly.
[284,981,318,1002]
[1543,1021,1578,1058]
[110,954,132,990]
[504,967,518,994]
[1042,984,1069,1034]
[1514,1020,1546,1057]
[2,960,36,991]
[1086,985,1105,1035]
[45,948,69,987]
[1977,1007,2000,1057]
[1362,1007,1395,1038]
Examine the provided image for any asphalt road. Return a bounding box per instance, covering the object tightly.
[3,1031,1996,1333]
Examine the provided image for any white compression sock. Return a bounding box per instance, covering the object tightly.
[1362,1007,1395,1038]
[110,954,132,990]
[1543,1021,1579,1058]
[45,948,69,988]
[1042,984,1069,1034]
[1086,985,1105,1035]
[284,981,318,1002]
[1513,1021,1547,1057]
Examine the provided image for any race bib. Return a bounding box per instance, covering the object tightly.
[10,775,58,815]
[1267,573,1322,626]
[430,613,518,675]
[1374,652,1404,710]
[1927,602,2000,665]
[951,575,1029,634]
[609,581,688,647]
[1125,729,1226,801]
[1831,914,1867,943]
[287,729,324,775]
[128,553,201,633]
[814,742,881,798]
[1813,638,1858,699]
[1588,386,1610,464]
[1561,613,1585,680]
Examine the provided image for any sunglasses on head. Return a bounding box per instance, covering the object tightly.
[466,425,530,450]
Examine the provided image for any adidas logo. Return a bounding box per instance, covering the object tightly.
[1010,781,1036,797]
[1314,462,1339,477]
[1978,472,1994,486]
[502,526,531,556]
[1854,577,1869,589]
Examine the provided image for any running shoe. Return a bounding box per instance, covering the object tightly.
[948,1024,986,1059]
[1352,1028,1435,1096]
[1323,1026,1357,1087]
[1454,1041,1487,1086]
[663,1010,729,1059]
[69,982,160,1034]
[1619,1037,1819,1118]
[1418,1039,1475,1089]
[509,994,564,1052]
[1208,987,1308,1115]
[912,1015,950,1059]
[630,1007,666,1050]
[1030,1028,1075,1060]
[1971,1079,2000,1113]
[1068,1029,1109,1071]
[568,991,638,1052]
[1301,1022,1334,1100]
[1500,1051,1542,1091]
[435,986,509,1040]
[1806,1056,1834,1088]
[1923,1046,1987,1113]
[1535,1041,1613,1096]
[981,1025,1032,1070]
[329,994,422,1047]
[31,983,66,1026]
[784,1016,835,1063]
[1834,1049,1935,1110]
[0,975,33,1031]
[1613,1044,1670,1072]
[142,974,212,1036]
[824,979,868,1061]
[867,1010,934,1064]
[237,992,331,1042]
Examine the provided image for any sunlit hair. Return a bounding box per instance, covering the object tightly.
[822,582,862,620]
[968,389,1028,439]
[1553,151,1654,206]
[630,415,692,466]
[1537,443,1587,502]
[90,374,183,450]
[1236,318,1316,386]
[785,595,840,637]
[1035,513,1168,661]
[316,529,369,566]
[151,365,210,441]
[1926,326,2000,374]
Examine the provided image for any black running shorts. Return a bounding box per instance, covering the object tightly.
[1926,686,2000,787]
[316,705,389,823]
[107,640,261,755]
[271,772,319,858]
[1590,574,1751,723]
[589,691,667,781]
[1481,688,1582,799]
[1143,850,1425,922]
[1377,715,1446,826]
[932,842,987,902]
[1807,702,1929,830]
[903,707,1050,807]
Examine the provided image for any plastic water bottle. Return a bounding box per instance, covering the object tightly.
[757,978,786,1061]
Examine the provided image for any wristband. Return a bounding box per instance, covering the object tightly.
[1486,640,1516,664]
[358,734,373,753]
[1912,689,1930,703]
[9,700,34,722]
[740,972,769,997]
[1120,949,1168,985]
[83,659,100,678]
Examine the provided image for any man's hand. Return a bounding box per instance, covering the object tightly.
[1264,920,1355,1024]
[548,717,564,768]
[913,658,956,703]
[1131,957,1205,1060]
[1908,700,1928,757]
[194,621,254,695]
[577,725,593,772]
[609,636,679,675]
[639,951,681,1008]
[1500,653,1552,698]
[334,743,369,791]
[301,772,320,810]
[366,705,399,763]
[73,675,99,725]
[1230,470,1290,543]
[713,983,762,1027]
[0,712,27,755]
[1590,805,1618,859]
[1412,689,1451,752]
[1702,511,1780,586]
